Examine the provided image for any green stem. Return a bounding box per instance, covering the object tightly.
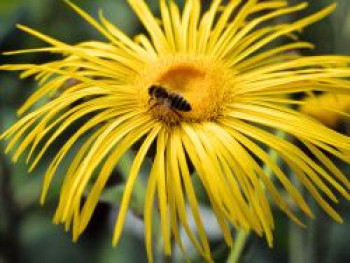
[226,130,286,263]
[288,169,306,263]
[226,230,250,263]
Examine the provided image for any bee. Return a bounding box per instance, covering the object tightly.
[148,85,192,114]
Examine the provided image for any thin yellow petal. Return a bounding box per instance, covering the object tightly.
[127,0,169,54]
[230,3,336,65]
[113,124,161,245]
[144,165,158,263]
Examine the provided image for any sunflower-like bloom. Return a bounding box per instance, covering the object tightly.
[1,0,350,261]
[300,93,350,128]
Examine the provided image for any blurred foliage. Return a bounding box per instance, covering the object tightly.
[0,1,349,263]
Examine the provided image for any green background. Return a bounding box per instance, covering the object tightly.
[0,1,349,262]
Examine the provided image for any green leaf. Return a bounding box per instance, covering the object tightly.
[98,185,125,204]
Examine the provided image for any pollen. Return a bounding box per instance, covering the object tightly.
[138,55,233,124]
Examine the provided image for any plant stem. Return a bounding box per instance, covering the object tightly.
[226,130,286,263]
[288,172,306,263]
[226,230,250,263]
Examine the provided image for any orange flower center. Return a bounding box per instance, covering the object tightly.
[137,55,234,124]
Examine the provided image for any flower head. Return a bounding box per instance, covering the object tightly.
[1,0,350,261]
[300,93,350,128]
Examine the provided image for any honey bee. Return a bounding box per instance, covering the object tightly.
[148,85,192,114]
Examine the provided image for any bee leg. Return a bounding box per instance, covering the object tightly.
[148,97,154,104]
[172,109,182,118]
[147,101,161,112]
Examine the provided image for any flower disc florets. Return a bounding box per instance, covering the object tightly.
[138,55,233,124]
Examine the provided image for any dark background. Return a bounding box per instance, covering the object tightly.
[0,1,349,262]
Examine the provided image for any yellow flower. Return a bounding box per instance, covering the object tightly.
[300,93,350,128]
[1,0,350,261]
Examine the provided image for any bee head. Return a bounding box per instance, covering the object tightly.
[148,85,168,98]
[148,85,157,96]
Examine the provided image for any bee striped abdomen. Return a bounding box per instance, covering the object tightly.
[169,94,191,112]
[148,84,192,113]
